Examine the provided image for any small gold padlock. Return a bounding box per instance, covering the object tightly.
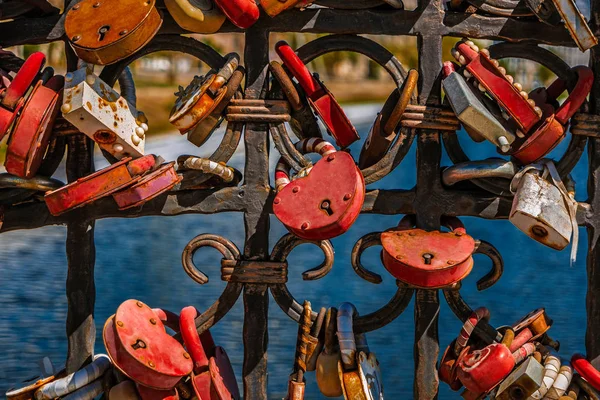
[164,0,226,33]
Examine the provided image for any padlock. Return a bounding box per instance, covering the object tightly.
[186,66,245,147]
[112,162,181,210]
[179,306,240,400]
[44,154,158,216]
[510,161,577,254]
[273,138,365,240]
[572,354,600,392]
[5,75,63,179]
[61,65,148,159]
[164,0,226,33]
[212,0,259,28]
[359,69,419,169]
[285,301,312,400]
[509,65,593,165]
[442,65,515,153]
[494,356,544,400]
[542,0,598,51]
[261,0,312,17]
[34,354,111,400]
[275,41,360,148]
[103,300,193,390]
[109,381,140,400]
[512,309,553,348]
[0,52,46,139]
[170,54,239,137]
[64,0,162,65]
[316,308,343,398]
[136,383,179,400]
[337,303,384,400]
[381,216,502,289]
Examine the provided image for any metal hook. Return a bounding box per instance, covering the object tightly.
[472,239,504,291]
[351,232,384,284]
[270,233,334,281]
[181,234,240,285]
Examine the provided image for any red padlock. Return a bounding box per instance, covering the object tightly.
[572,354,600,391]
[380,216,476,288]
[509,66,594,164]
[275,41,360,148]
[44,154,158,216]
[112,162,181,210]
[212,0,259,28]
[5,75,63,178]
[0,52,46,139]
[103,299,193,390]
[457,344,515,395]
[180,306,240,400]
[273,138,365,240]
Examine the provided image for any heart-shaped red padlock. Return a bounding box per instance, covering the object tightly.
[103,299,193,390]
[273,138,365,240]
[381,216,476,288]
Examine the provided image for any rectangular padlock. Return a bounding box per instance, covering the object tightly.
[61,66,146,159]
[443,71,515,152]
[495,356,544,400]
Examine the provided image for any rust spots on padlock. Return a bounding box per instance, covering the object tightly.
[149,318,157,325]
[117,320,124,327]
[93,130,117,144]
[531,225,549,238]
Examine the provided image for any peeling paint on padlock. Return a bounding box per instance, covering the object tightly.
[61,66,147,159]
[64,0,162,65]
[164,0,226,33]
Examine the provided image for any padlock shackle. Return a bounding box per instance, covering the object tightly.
[275,41,319,98]
[180,306,210,373]
[152,308,180,333]
[337,302,360,371]
[453,307,491,357]
[274,138,336,192]
[442,159,519,187]
[572,354,600,391]
[442,61,457,79]
[550,66,594,125]
[395,215,466,234]
[2,51,45,110]
[472,240,504,291]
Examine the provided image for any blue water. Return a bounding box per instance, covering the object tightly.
[0,104,592,398]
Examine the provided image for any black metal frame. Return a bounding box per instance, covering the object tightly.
[0,0,599,398]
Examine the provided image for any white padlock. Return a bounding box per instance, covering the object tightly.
[61,65,147,159]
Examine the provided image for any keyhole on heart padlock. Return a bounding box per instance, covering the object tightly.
[422,253,434,265]
[131,339,147,350]
[320,200,334,216]
[98,25,110,41]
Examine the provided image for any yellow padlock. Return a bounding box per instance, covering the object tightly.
[316,308,343,397]
[164,0,226,33]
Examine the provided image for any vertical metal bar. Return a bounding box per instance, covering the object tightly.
[413,33,444,399]
[242,26,271,399]
[585,0,600,359]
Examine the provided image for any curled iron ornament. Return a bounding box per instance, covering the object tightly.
[442,42,586,196]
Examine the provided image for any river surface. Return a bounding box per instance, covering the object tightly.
[0,104,592,398]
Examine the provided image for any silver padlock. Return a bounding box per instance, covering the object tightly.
[61,65,148,159]
[494,356,544,400]
[443,71,515,152]
[510,161,577,255]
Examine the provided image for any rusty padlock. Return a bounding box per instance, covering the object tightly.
[359,69,418,169]
[261,0,312,17]
[381,216,502,289]
[572,354,600,392]
[164,0,226,33]
[5,75,63,179]
[212,0,259,28]
[494,355,544,400]
[316,308,343,398]
[170,54,239,137]
[276,41,360,148]
[179,306,240,400]
[285,301,312,400]
[112,162,181,210]
[337,303,384,400]
[510,160,578,258]
[64,0,163,65]
[0,52,46,139]
[34,354,111,400]
[44,154,158,216]
[103,300,193,390]
[61,65,148,159]
[187,66,245,147]
[273,138,365,240]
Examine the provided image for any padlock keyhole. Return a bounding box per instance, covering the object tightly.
[422,253,434,265]
[320,200,334,216]
[98,25,110,41]
[131,339,147,350]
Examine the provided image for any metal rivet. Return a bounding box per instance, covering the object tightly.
[292,187,299,193]
[395,255,403,260]
[93,2,100,7]
[274,198,280,205]
[136,301,143,308]
[72,35,81,42]
[301,222,309,230]
[455,231,463,236]
[343,193,352,201]
[183,352,190,359]
[409,232,416,236]
[72,4,80,9]
[327,154,336,162]
[447,260,454,265]
[119,30,128,36]
[116,320,124,327]
[149,318,157,325]
[148,361,155,368]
